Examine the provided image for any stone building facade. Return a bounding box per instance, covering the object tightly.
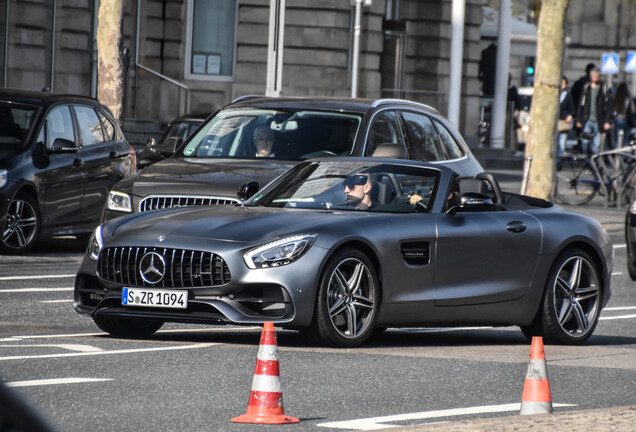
[1,0,634,145]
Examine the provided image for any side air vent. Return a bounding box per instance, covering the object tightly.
[400,242,430,265]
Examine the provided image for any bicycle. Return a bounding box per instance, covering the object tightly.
[555,134,636,207]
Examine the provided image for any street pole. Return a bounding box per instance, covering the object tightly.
[490,0,512,149]
[266,0,285,97]
[351,0,363,98]
[447,0,465,127]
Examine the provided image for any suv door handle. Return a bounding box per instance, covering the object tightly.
[506,221,527,233]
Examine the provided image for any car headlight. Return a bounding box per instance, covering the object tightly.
[107,191,132,212]
[87,226,103,261]
[0,169,7,189]
[244,234,317,269]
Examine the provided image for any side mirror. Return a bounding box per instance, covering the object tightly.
[146,137,157,148]
[160,136,183,158]
[238,181,259,201]
[50,138,77,153]
[446,192,493,215]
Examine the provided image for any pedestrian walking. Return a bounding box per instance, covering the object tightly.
[575,67,613,154]
[612,82,636,148]
[571,62,596,109]
[557,76,575,156]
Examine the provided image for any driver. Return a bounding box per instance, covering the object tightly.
[343,173,374,210]
[253,125,275,157]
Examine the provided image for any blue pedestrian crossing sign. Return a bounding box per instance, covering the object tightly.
[601,52,620,74]
[626,51,636,73]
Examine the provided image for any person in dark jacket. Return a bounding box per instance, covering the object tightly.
[575,67,613,154]
[612,82,636,148]
[571,62,596,109]
[557,76,576,156]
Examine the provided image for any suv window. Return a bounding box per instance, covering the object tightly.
[366,110,403,156]
[38,105,75,150]
[433,118,464,159]
[400,111,445,162]
[97,110,117,142]
[74,105,105,146]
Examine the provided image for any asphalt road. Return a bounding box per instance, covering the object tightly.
[0,210,635,431]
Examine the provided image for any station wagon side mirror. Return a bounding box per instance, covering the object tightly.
[146,137,157,147]
[50,138,77,153]
[160,136,183,158]
[446,192,494,215]
[238,181,259,201]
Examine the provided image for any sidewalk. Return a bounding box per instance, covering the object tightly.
[386,405,636,432]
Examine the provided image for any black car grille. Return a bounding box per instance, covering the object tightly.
[97,247,231,288]
[139,195,241,212]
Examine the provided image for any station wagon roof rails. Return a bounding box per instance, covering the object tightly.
[372,98,439,113]
[231,95,270,104]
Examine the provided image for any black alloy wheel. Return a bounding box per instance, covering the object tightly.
[1,193,41,254]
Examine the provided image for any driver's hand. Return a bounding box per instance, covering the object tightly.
[409,194,423,205]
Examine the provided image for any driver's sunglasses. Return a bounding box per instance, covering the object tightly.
[343,175,368,189]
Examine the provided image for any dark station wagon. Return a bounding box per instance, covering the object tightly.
[102,97,483,222]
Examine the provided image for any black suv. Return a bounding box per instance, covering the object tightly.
[103,97,483,221]
[0,89,136,253]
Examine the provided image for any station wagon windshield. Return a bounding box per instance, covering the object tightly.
[180,108,362,161]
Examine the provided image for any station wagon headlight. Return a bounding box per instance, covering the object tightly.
[107,190,132,212]
[87,226,103,261]
[244,234,317,269]
[0,169,7,189]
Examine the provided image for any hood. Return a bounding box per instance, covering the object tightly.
[107,204,359,245]
[0,142,24,166]
[115,157,296,198]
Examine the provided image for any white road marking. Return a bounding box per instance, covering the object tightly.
[6,378,112,388]
[317,403,576,430]
[40,299,74,303]
[0,344,103,352]
[0,274,75,281]
[600,314,636,320]
[614,244,626,249]
[0,342,218,361]
[0,287,73,293]
[612,272,623,276]
[605,306,636,311]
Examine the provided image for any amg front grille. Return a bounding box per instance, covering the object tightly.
[97,247,231,288]
[139,195,241,212]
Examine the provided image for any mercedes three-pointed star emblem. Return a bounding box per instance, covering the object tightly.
[139,252,166,284]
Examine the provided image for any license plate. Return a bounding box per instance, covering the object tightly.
[122,288,188,309]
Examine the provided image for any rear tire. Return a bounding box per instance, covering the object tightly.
[555,158,598,205]
[521,249,601,344]
[93,317,163,338]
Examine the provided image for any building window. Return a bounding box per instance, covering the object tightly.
[186,0,237,80]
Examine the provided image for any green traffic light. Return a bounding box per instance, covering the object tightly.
[526,66,534,75]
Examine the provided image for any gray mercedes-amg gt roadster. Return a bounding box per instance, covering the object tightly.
[75,158,612,347]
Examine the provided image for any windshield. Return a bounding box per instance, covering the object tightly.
[0,102,38,146]
[251,161,439,213]
[179,108,362,161]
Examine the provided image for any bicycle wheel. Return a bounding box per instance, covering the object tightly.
[555,158,598,205]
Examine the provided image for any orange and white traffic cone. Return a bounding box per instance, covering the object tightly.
[231,322,299,424]
[520,336,553,415]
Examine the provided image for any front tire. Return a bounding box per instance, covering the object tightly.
[521,249,601,344]
[1,193,41,254]
[301,248,379,347]
[93,317,164,338]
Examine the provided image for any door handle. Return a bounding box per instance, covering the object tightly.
[73,158,84,167]
[507,221,527,233]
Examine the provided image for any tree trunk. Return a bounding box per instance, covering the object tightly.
[97,0,125,120]
[521,0,569,199]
